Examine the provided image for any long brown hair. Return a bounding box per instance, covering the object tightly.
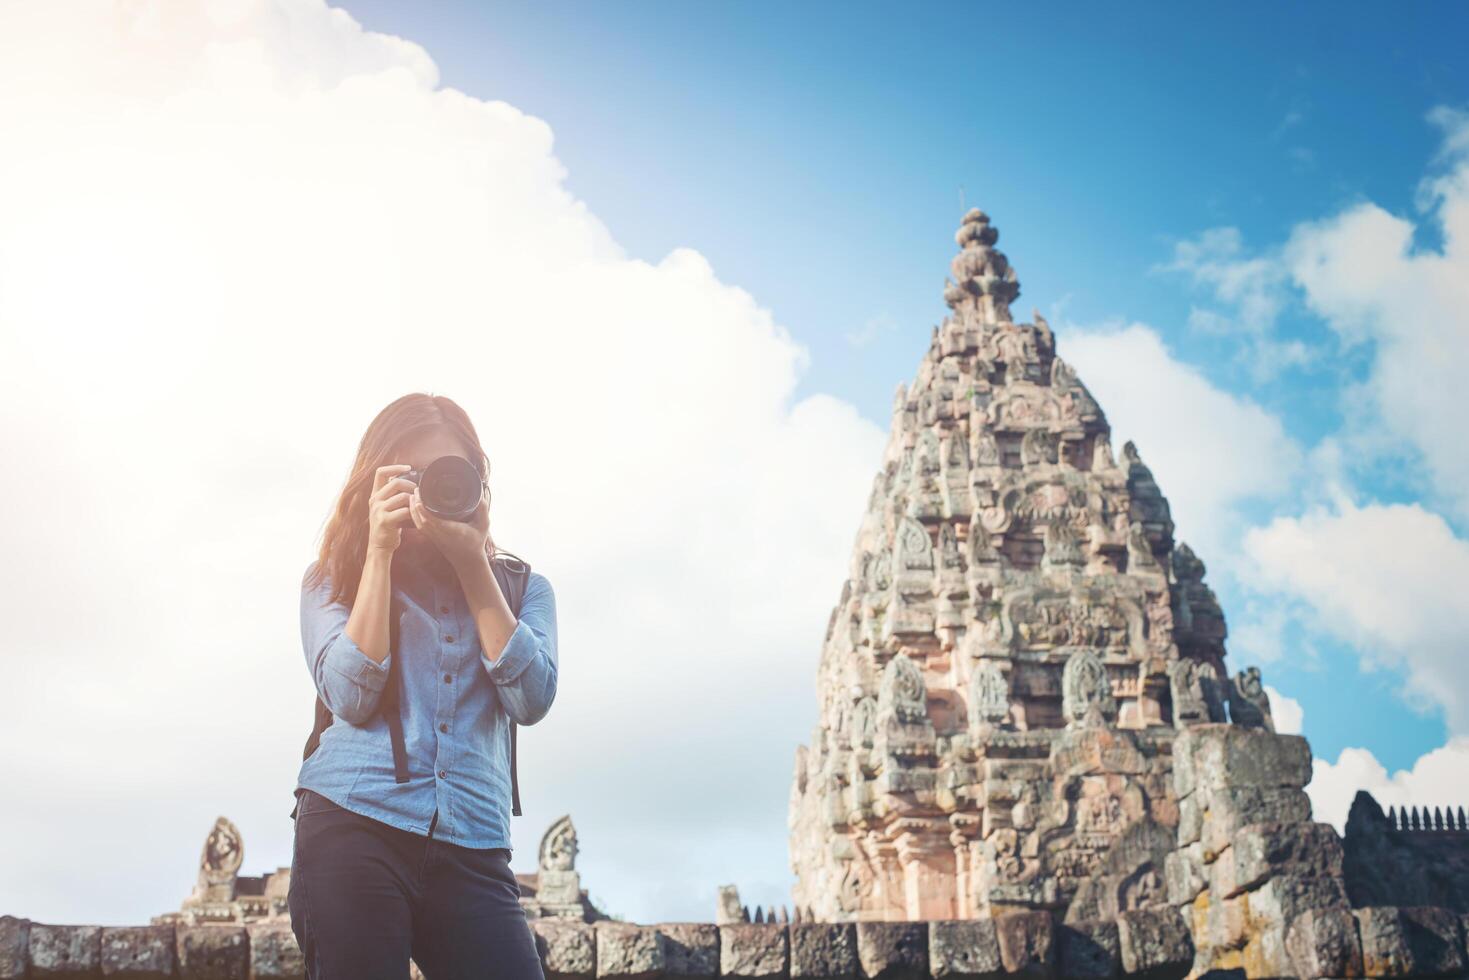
[308,392,497,606]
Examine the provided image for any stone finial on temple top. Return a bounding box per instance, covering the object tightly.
[943,207,1020,324]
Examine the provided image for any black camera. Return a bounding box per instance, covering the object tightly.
[402,455,486,522]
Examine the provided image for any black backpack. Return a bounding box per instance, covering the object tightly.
[296,551,533,817]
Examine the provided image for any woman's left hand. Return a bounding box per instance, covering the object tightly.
[409,488,489,571]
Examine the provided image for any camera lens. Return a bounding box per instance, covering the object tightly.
[419,455,483,522]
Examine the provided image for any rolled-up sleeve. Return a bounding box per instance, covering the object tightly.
[300,561,392,727]
[481,571,558,726]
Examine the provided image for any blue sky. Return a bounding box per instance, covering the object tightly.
[334,1,1468,772]
[340,1,1461,428]
[3,1,1467,927]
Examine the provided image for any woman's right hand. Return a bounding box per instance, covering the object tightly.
[367,463,416,555]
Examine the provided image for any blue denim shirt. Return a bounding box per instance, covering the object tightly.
[293,553,557,850]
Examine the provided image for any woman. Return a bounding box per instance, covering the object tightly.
[288,392,557,980]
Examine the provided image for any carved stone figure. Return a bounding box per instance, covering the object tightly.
[1168,657,1226,727]
[183,817,244,910]
[1229,665,1274,731]
[1042,522,1085,570]
[878,652,928,725]
[539,814,578,872]
[1062,650,1117,728]
[967,660,1011,730]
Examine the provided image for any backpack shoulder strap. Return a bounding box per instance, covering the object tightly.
[296,552,534,817]
[302,694,333,762]
[490,550,532,816]
[489,550,532,612]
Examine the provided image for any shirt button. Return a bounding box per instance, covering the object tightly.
[444,634,455,643]
[443,673,452,684]
[437,769,447,779]
[439,723,448,733]
[439,604,450,614]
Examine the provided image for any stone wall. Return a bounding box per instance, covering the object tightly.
[1343,792,1469,914]
[8,902,1469,979]
[1,909,1199,979]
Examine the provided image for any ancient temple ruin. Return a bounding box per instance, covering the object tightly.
[787,207,1271,924]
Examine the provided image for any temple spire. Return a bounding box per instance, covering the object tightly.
[943,207,1020,325]
[789,206,1245,924]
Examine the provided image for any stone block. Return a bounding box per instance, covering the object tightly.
[1176,795,1200,847]
[1174,726,1311,797]
[1163,847,1204,907]
[659,923,720,978]
[531,919,596,980]
[243,923,302,979]
[101,924,178,977]
[1199,787,1313,857]
[1056,919,1119,979]
[1196,891,1248,956]
[596,922,665,980]
[720,923,786,979]
[1355,905,1465,978]
[1241,924,1293,980]
[1208,821,1343,899]
[30,923,102,978]
[1172,734,1198,801]
[1233,821,1343,897]
[0,917,30,980]
[1245,873,1350,926]
[927,919,1002,980]
[790,922,857,979]
[175,925,248,980]
[1116,908,1192,980]
[1285,907,1363,980]
[1399,905,1463,976]
[856,921,926,980]
[993,911,1054,978]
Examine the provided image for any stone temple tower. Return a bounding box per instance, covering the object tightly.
[787,208,1266,923]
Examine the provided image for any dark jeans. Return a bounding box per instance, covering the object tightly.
[288,788,545,980]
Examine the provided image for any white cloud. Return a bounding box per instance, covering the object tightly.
[1058,320,1302,563]
[1308,740,1469,834]
[1284,106,1469,524]
[0,1,886,925]
[1243,499,1469,733]
[1154,226,1314,382]
[1265,684,1303,735]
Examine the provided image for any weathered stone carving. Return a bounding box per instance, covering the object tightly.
[171,817,257,923]
[1167,658,1225,728]
[1228,665,1274,731]
[878,653,929,725]
[967,661,1011,731]
[788,208,1238,922]
[530,815,590,917]
[1062,651,1117,729]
